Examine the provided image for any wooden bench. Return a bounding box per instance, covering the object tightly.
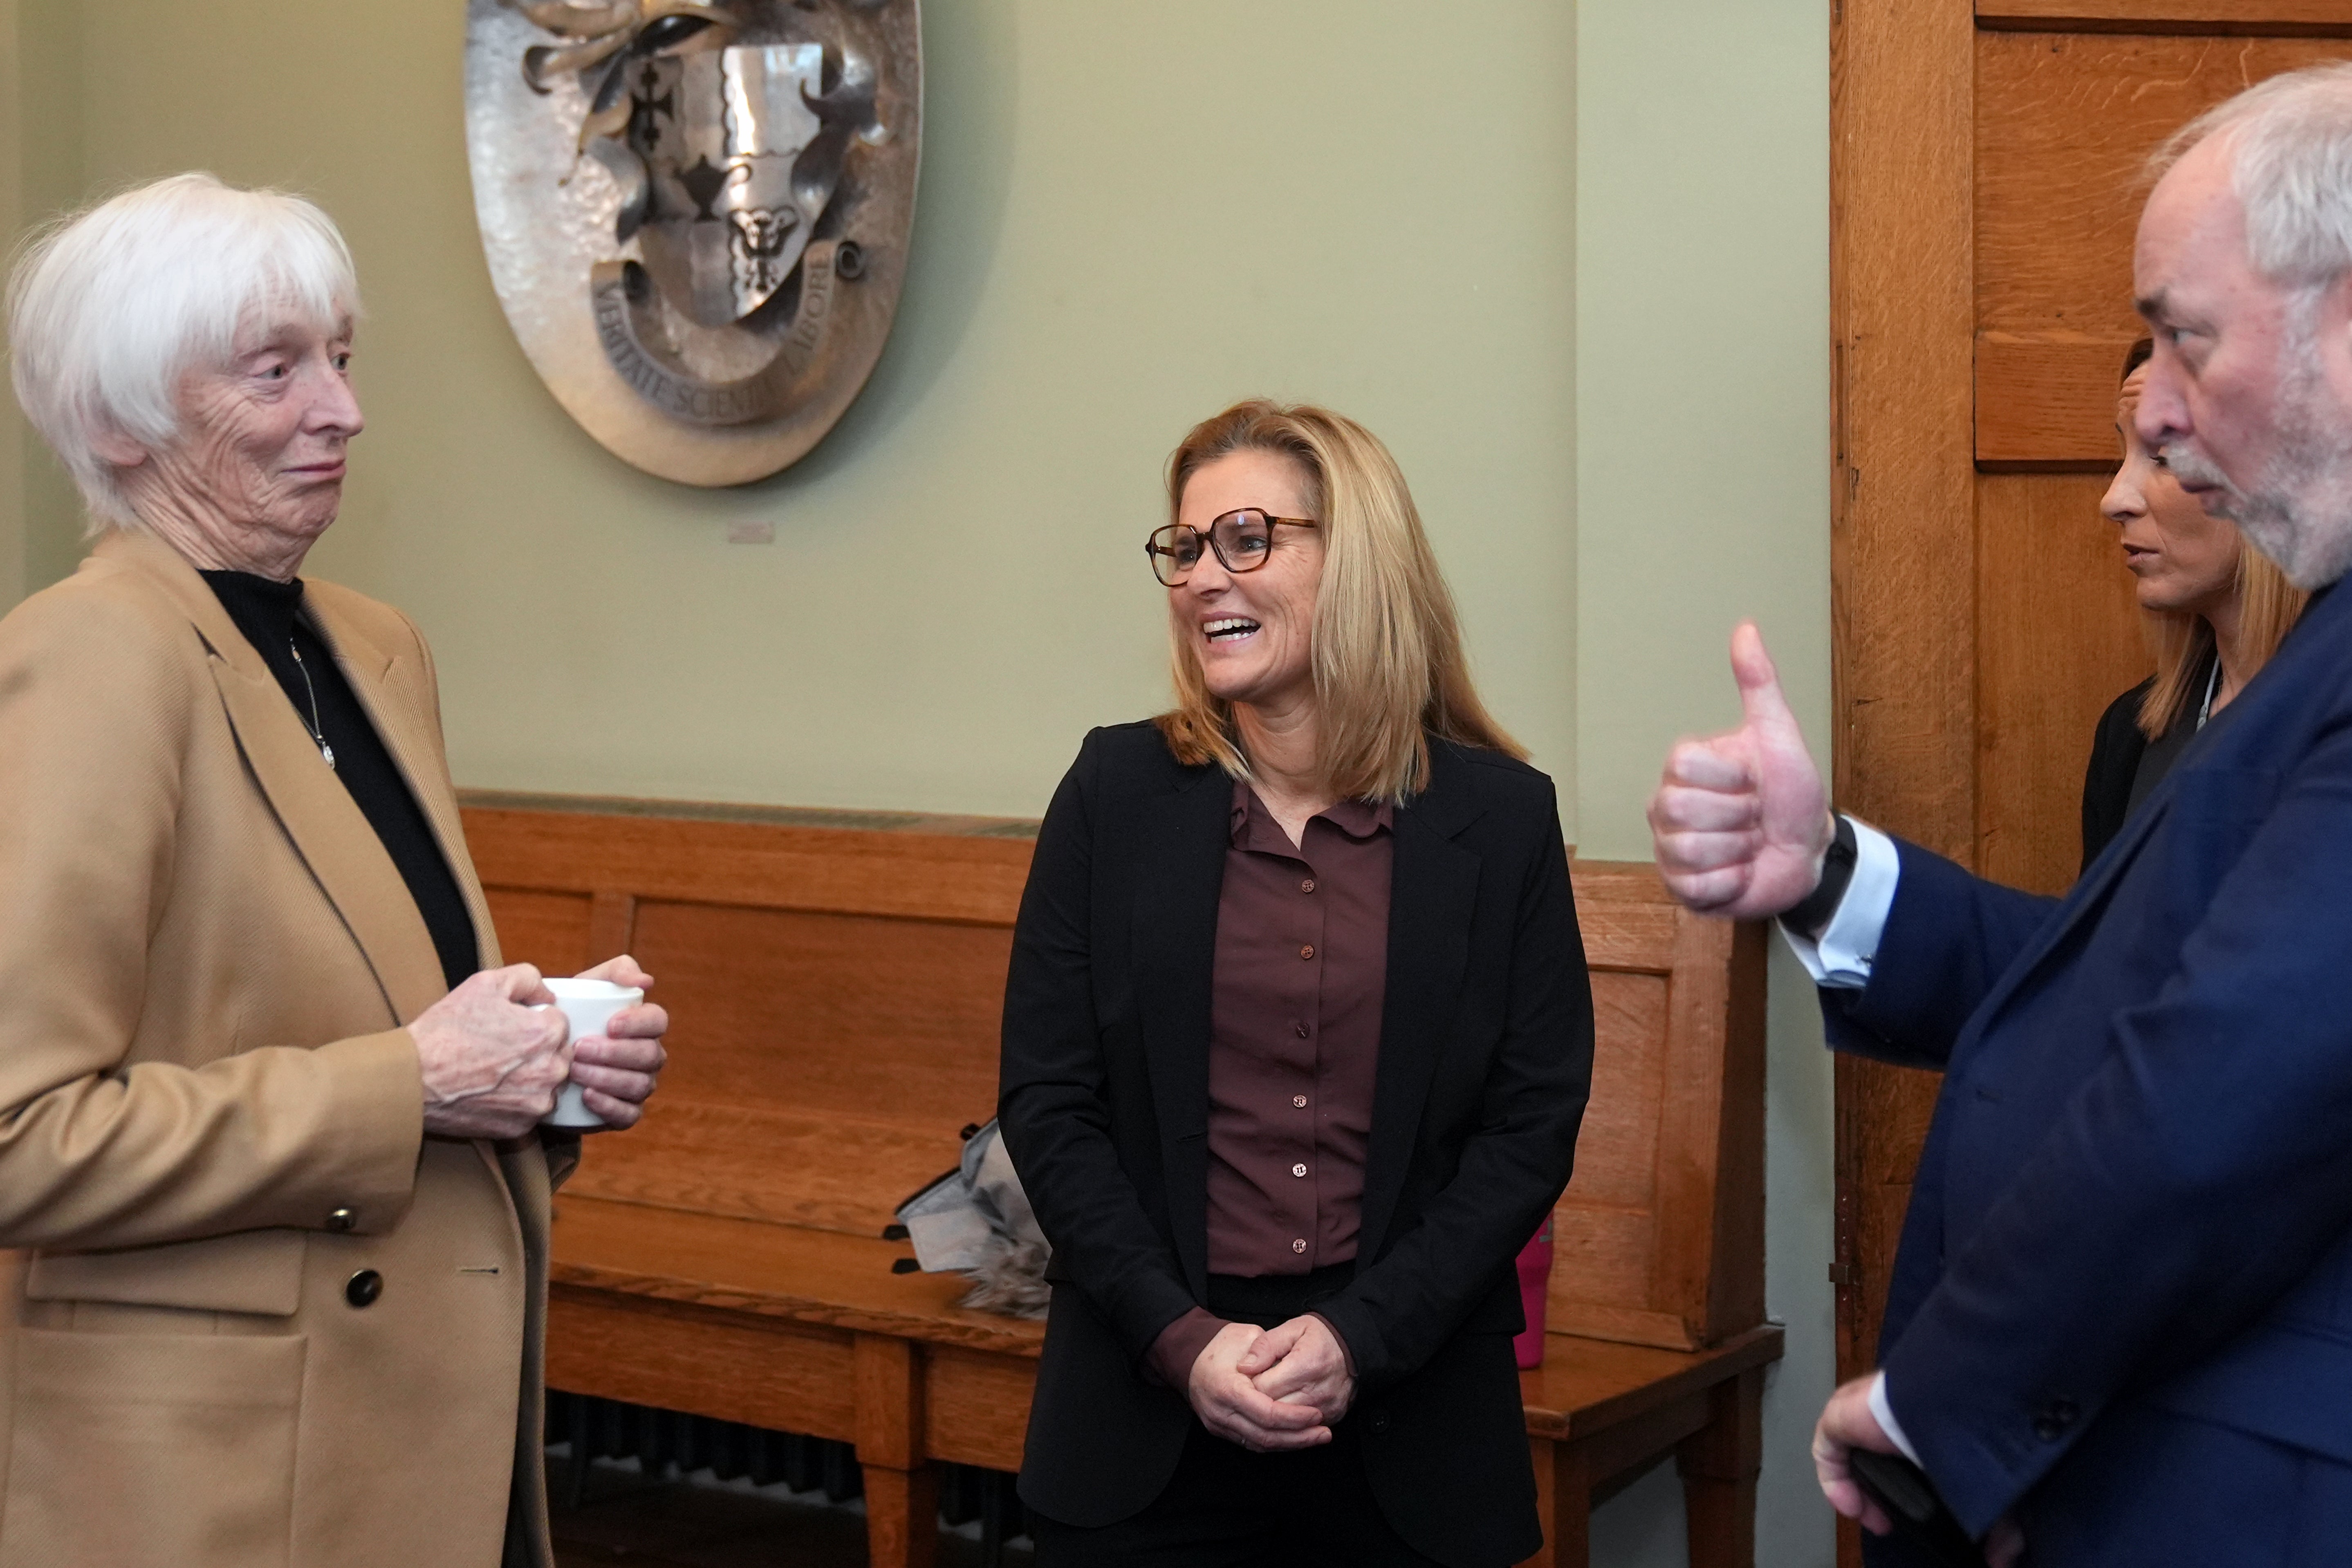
[461,793,1780,1568]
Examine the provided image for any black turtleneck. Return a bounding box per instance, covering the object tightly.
[201,571,478,991]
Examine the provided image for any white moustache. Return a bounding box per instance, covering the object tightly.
[2162,444,2243,517]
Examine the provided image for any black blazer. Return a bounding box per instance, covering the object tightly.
[998,723,1594,1566]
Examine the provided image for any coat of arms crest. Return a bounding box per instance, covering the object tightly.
[465,1,920,485]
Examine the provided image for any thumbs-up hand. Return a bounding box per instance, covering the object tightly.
[1647,623,1834,920]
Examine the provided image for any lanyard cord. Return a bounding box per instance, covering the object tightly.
[289,640,336,769]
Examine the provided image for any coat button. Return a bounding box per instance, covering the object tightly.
[1369,1411,1391,1434]
[325,1208,357,1233]
[345,1269,383,1308]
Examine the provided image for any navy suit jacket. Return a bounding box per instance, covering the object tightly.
[1829,581,2352,1554]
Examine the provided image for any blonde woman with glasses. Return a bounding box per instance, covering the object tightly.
[999,399,1594,1567]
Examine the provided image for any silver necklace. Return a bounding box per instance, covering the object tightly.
[289,640,335,769]
[2195,657,2222,733]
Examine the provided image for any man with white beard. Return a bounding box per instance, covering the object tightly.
[1648,64,2352,1567]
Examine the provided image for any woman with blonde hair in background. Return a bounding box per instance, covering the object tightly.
[999,399,1594,1566]
[2081,338,2309,869]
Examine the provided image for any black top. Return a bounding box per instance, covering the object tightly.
[2081,659,2211,873]
[201,571,478,990]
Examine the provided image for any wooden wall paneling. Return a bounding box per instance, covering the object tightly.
[587,889,638,960]
[1980,1,2352,34]
[483,888,594,976]
[624,900,1010,1120]
[1829,7,1980,1486]
[459,802,1036,926]
[1976,474,2152,891]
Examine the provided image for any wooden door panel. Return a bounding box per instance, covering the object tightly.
[1978,473,2151,891]
[1975,34,2352,467]
[1982,2,2352,32]
[1977,334,2136,469]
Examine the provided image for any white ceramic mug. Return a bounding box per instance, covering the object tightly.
[538,977,644,1130]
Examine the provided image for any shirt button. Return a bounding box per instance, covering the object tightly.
[1293,1095,1308,1108]
[1300,878,1316,894]
[325,1208,357,1233]
[1294,1022,1309,1039]
[1292,1163,1308,1178]
[1291,1238,1308,1254]
[1299,944,1315,960]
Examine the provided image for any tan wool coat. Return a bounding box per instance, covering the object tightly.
[0,530,571,1568]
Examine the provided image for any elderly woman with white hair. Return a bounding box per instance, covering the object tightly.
[0,172,666,1567]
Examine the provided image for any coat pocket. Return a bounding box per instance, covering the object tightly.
[2,1328,305,1568]
[23,1229,305,1317]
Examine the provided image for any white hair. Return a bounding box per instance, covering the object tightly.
[2156,62,2352,289]
[6,172,361,534]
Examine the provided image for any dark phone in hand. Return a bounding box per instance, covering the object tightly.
[1848,1448,1982,1568]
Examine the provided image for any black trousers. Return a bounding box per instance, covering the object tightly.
[1028,1268,1448,1568]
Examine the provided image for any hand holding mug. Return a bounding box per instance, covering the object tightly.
[546,955,668,1131]
[413,964,570,1139]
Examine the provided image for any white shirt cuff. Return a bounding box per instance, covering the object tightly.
[1779,818,1899,990]
[1868,1370,1922,1465]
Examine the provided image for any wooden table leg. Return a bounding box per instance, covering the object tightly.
[855,1335,936,1568]
[862,1461,940,1568]
[1676,1366,1765,1568]
[1519,1436,1592,1568]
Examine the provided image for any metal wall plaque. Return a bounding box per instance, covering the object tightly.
[465,1,920,486]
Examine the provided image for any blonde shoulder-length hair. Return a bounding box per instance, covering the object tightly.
[2139,554,2306,737]
[1152,399,1524,803]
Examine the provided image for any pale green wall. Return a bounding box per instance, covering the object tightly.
[12,0,1578,818]
[5,1,1836,1562]
[1578,4,1834,1566]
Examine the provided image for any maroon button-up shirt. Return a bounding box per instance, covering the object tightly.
[1149,781,1394,1386]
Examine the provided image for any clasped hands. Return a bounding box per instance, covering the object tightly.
[1187,1316,1354,1452]
[412,955,669,1139]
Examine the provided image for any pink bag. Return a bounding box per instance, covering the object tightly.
[1513,1216,1554,1369]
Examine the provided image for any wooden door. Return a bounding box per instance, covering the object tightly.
[1831,4,2352,1560]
